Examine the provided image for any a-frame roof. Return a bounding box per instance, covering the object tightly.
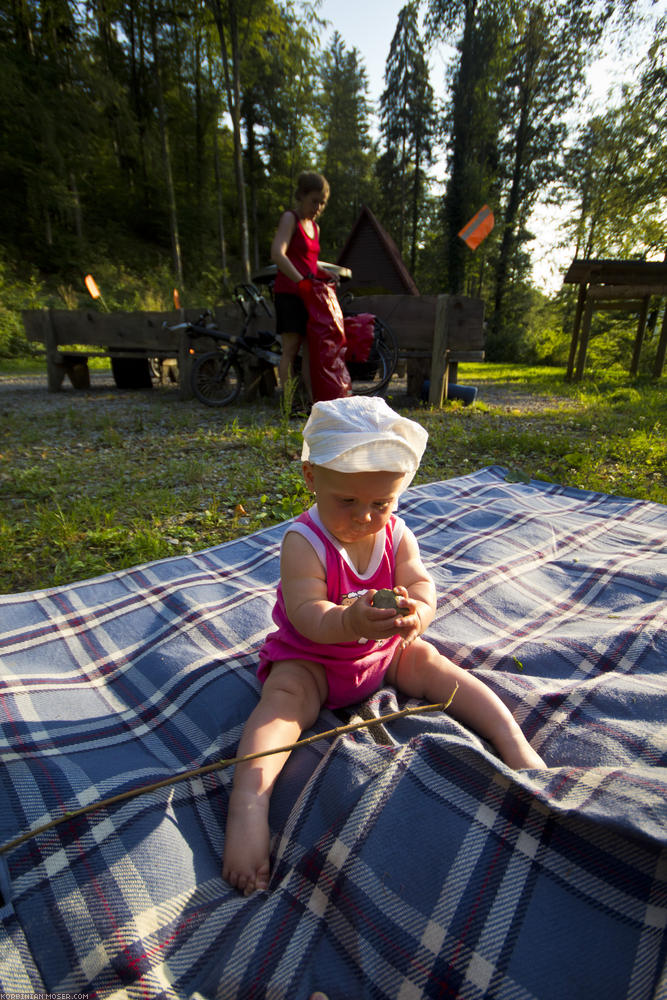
[336,205,420,296]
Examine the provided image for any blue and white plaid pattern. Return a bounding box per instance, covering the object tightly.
[0,467,665,999]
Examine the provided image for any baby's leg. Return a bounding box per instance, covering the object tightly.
[223,658,326,895]
[387,639,545,769]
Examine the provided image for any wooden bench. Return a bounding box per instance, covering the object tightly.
[23,292,485,406]
[348,293,485,403]
[22,305,250,399]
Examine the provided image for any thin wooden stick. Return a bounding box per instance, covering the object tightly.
[0,689,457,856]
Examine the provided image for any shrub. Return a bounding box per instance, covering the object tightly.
[0,254,47,357]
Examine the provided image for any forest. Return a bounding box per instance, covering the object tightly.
[0,0,665,366]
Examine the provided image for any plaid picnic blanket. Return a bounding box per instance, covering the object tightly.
[0,466,665,999]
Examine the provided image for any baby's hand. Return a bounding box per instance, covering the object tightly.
[344,590,401,642]
[389,587,423,647]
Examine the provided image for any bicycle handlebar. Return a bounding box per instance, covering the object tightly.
[161,286,272,340]
[234,283,272,318]
[162,309,214,333]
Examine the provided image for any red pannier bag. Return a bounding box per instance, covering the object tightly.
[343,313,374,364]
[298,279,351,401]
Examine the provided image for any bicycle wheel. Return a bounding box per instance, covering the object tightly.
[346,315,398,396]
[191,350,243,406]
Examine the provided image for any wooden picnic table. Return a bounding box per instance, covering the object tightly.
[563,258,667,380]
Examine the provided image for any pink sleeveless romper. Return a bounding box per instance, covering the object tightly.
[258,507,405,709]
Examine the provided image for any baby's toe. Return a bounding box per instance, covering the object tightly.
[254,861,271,892]
[223,865,243,892]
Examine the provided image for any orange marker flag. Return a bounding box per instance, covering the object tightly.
[173,288,181,309]
[84,274,101,299]
[458,205,495,250]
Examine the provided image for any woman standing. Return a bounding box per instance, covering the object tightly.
[270,171,330,395]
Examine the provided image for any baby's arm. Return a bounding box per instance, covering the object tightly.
[392,528,437,645]
[281,531,399,644]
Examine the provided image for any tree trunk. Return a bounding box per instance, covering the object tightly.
[12,0,35,55]
[210,0,251,282]
[444,0,478,294]
[244,103,260,272]
[44,206,53,246]
[194,31,205,253]
[399,131,407,255]
[70,172,84,243]
[410,136,421,277]
[491,34,536,348]
[213,131,229,289]
[149,0,183,286]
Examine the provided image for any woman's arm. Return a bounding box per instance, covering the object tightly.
[280,531,399,645]
[270,212,303,284]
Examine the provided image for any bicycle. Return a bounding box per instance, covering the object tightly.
[165,279,398,407]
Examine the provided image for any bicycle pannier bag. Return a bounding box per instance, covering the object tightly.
[343,314,374,364]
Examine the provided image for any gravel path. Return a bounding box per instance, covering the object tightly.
[0,371,183,418]
[0,370,575,417]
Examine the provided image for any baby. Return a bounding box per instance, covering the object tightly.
[223,397,545,894]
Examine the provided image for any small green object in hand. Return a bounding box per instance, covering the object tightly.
[372,588,399,610]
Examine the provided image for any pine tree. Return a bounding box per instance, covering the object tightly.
[427,0,643,358]
[426,0,508,297]
[378,2,438,276]
[318,32,376,255]
[238,2,322,270]
[490,1,598,356]
[564,18,667,261]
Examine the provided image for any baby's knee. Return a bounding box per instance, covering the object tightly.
[264,659,327,712]
[407,636,442,670]
[393,636,451,691]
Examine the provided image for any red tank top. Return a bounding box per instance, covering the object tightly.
[274,210,320,294]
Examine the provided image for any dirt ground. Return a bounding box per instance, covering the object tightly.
[0,369,574,417]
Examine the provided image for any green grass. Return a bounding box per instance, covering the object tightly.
[413,364,666,501]
[0,363,665,593]
[0,356,113,374]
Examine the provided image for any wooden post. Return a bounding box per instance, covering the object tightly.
[574,298,595,382]
[654,302,667,379]
[429,295,450,406]
[178,332,194,400]
[45,310,66,392]
[566,283,587,381]
[629,296,650,376]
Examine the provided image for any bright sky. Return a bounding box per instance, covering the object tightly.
[313,0,663,293]
[316,0,661,126]
[315,0,409,104]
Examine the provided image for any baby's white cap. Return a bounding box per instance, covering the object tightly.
[301,397,428,487]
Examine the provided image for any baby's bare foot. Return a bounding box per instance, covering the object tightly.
[223,790,271,895]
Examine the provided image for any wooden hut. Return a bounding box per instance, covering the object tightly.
[336,205,419,296]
